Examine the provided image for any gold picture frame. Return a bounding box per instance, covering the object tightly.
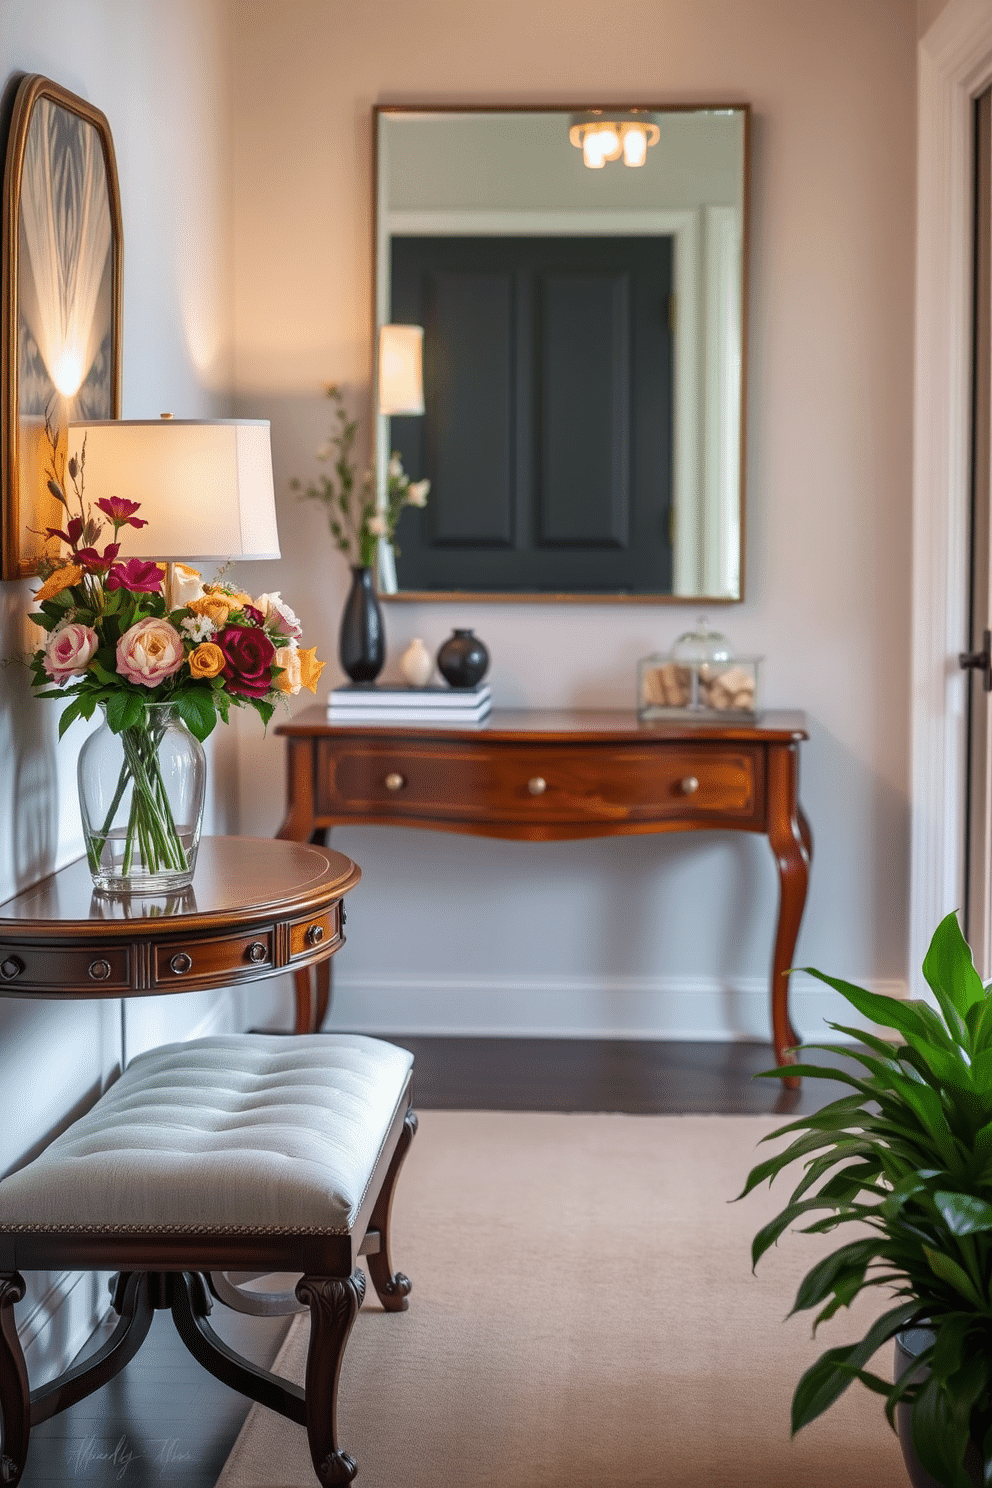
[1,74,122,579]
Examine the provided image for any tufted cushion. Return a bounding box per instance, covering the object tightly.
[0,1034,414,1236]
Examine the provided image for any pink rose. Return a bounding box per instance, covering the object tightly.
[43,623,98,683]
[116,617,184,688]
[256,592,303,641]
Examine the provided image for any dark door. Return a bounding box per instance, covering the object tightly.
[388,235,674,594]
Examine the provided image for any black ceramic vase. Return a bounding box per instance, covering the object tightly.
[437,628,489,688]
[339,566,385,684]
[894,1330,983,1488]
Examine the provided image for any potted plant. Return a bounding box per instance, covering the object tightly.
[290,385,429,683]
[742,913,992,1488]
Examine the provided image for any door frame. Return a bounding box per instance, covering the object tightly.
[911,0,992,988]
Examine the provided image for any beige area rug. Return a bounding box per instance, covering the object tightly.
[216,1112,909,1488]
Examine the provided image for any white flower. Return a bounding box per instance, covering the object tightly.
[168,564,204,609]
[181,614,216,643]
[316,441,332,461]
[388,453,404,480]
[368,513,389,537]
[256,591,303,641]
[406,479,430,508]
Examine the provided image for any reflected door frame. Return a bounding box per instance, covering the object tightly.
[911,0,992,988]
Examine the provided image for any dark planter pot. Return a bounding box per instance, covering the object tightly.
[339,566,385,684]
[437,628,489,689]
[894,1329,983,1488]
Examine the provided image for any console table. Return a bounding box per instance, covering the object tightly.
[276,708,811,1080]
[0,837,360,1031]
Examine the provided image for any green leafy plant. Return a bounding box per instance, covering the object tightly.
[741,913,992,1488]
[290,384,429,568]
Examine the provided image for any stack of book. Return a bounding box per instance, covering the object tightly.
[327,681,492,725]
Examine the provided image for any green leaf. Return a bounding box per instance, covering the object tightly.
[933,1190,992,1235]
[922,1246,986,1308]
[790,1300,920,1433]
[911,1367,979,1488]
[105,691,144,734]
[923,911,987,1027]
[57,697,86,738]
[804,967,957,1049]
[791,1239,884,1315]
[172,688,217,742]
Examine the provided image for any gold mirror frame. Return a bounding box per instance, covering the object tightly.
[1,74,123,579]
[373,102,750,605]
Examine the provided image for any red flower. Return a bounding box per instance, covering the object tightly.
[105,558,163,594]
[76,542,120,572]
[44,517,84,547]
[218,625,276,697]
[241,604,265,626]
[96,496,148,528]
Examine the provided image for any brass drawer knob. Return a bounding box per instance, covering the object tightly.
[305,924,324,947]
[384,772,406,792]
[88,959,113,982]
[0,957,23,981]
[247,941,268,963]
[681,776,700,795]
[528,776,547,796]
[170,952,193,976]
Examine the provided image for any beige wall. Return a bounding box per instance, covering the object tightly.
[918,0,954,37]
[229,0,917,1038]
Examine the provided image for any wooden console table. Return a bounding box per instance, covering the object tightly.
[276,708,811,1080]
[0,837,360,1031]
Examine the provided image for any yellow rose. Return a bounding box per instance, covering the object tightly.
[273,645,301,695]
[188,642,226,679]
[205,583,252,607]
[297,646,326,694]
[187,593,238,626]
[34,564,83,604]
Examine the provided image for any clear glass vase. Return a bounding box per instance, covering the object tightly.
[77,702,206,894]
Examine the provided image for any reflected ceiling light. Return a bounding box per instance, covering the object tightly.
[569,110,660,169]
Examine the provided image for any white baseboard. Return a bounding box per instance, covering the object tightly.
[324,971,909,1043]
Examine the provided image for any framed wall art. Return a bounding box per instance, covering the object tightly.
[1,74,122,579]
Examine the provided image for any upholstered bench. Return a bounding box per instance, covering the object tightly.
[0,1033,417,1487]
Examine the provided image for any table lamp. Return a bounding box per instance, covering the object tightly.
[67,417,280,590]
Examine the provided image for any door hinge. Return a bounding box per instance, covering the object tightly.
[960,628,992,691]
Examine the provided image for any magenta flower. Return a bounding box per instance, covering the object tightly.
[218,625,276,698]
[106,558,163,594]
[44,517,84,547]
[76,542,120,572]
[96,496,148,529]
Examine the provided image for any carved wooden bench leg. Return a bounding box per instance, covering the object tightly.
[0,1273,29,1487]
[364,1109,417,1311]
[296,1271,366,1486]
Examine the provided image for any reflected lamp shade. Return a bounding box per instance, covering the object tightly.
[68,419,280,563]
[378,324,424,416]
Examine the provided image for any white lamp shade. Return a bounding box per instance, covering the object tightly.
[378,324,425,416]
[68,419,280,563]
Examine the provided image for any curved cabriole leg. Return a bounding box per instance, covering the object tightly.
[0,1273,29,1486]
[29,1272,154,1426]
[296,1271,365,1486]
[365,1110,417,1311]
[767,744,812,1091]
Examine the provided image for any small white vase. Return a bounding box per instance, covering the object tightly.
[399,638,433,687]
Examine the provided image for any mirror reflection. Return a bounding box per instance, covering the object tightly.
[374,105,748,601]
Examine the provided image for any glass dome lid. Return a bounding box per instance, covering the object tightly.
[671,615,732,666]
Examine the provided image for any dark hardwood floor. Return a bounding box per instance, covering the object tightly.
[17,1035,851,1485]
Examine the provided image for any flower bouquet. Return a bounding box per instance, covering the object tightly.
[29,438,325,892]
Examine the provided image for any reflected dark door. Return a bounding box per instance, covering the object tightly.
[388,235,673,594]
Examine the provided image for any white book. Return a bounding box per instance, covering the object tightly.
[328,682,490,710]
[327,705,491,725]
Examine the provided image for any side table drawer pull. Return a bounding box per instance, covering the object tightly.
[527,777,547,796]
[88,959,113,982]
[170,952,193,976]
[0,957,23,981]
[681,776,700,795]
[305,924,324,947]
[246,941,268,964]
[384,772,406,792]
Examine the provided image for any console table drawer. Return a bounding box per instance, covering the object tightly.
[0,943,130,993]
[153,929,275,987]
[317,740,761,829]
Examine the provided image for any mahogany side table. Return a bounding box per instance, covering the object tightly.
[276,707,811,1081]
[0,837,361,1035]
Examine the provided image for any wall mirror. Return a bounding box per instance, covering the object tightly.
[1,74,122,579]
[374,104,748,603]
